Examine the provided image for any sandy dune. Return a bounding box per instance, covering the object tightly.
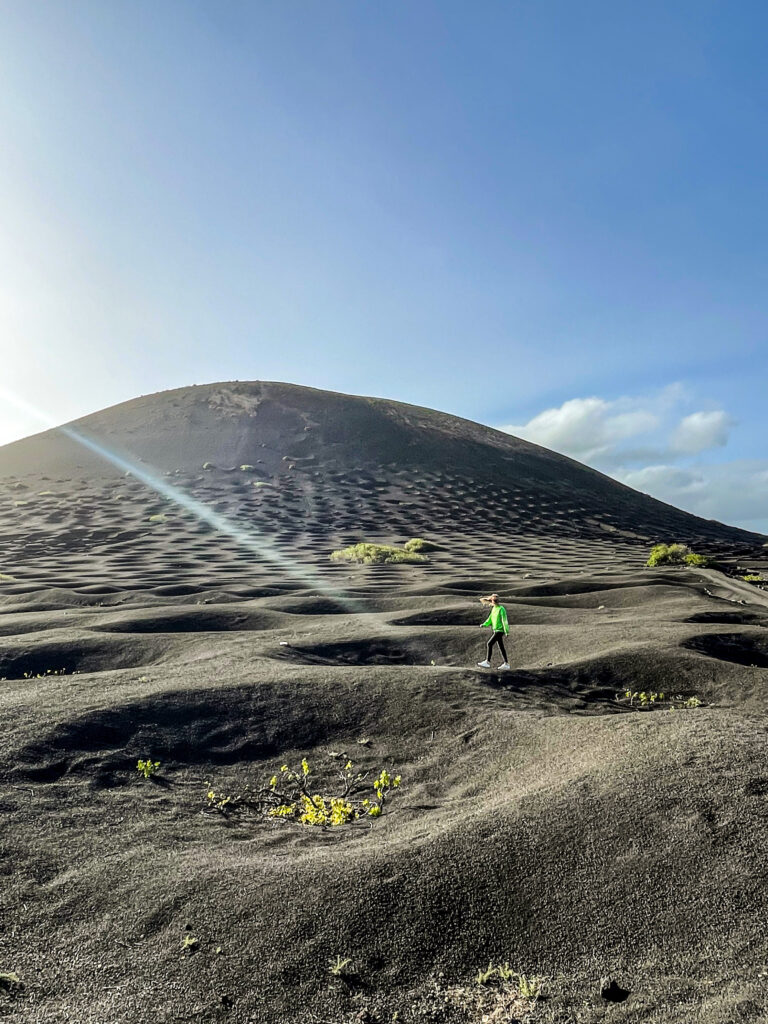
[1,381,768,1023]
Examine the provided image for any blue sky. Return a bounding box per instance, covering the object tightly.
[1,1,766,532]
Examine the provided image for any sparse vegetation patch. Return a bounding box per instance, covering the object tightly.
[206,756,401,827]
[0,972,22,992]
[430,963,545,1022]
[404,537,439,553]
[136,758,160,779]
[10,668,72,680]
[330,542,428,565]
[616,690,703,710]
[328,955,355,979]
[646,544,717,568]
[646,542,688,566]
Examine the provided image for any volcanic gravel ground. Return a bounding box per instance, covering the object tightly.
[2,558,768,1023]
[2,382,768,1022]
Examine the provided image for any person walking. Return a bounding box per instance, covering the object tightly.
[477,593,510,670]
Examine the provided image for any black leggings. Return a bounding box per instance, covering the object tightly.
[487,631,508,663]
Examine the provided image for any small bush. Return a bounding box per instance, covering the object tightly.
[646,543,690,566]
[742,574,763,583]
[684,552,717,568]
[206,788,245,813]
[0,573,16,583]
[136,758,160,779]
[617,690,703,711]
[240,464,255,471]
[267,760,400,826]
[206,757,402,827]
[441,964,544,1021]
[0,971,22,993]
[18,668,70,679]
[328,956,355,978]
[330,543,427,565]
[148,514,166,523]
[647,544,716,568]
[404,537,439,553]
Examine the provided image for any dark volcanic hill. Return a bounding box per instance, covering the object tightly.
[0,381,762,596]
[2,383,768,1024]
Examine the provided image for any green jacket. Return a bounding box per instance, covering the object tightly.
[482,605,509,634]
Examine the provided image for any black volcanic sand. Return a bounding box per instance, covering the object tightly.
[2,382,768,1023]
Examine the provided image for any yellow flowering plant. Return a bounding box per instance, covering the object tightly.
[205,754,402,828]
[615,690,704,712]
[136,758,160,780]
[265,756,402,827]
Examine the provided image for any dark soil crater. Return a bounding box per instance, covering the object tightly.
[685,611,768,626]
[269,598,353,615]
[682,632,768,668]
[276,639,415,665]
[94,609,283,634]
[11,684,371,781]
[0,637,173,680]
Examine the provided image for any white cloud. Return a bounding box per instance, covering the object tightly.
[671,411,732,455]
[622,465,706,494]
[502,386,730,468]
[502,395,661,462]
[617,460,768,535]
[499,388,766,537]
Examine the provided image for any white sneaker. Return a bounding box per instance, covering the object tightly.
[476,660,491,668]
[499,663,510,670]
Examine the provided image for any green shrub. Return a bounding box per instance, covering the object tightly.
[328,956,355,978]
[404,537,439,553]
[646,543,690,566]
[240,464,255,471]
[268,760,400,825]
[19,668,69,679]
[439,965,544,1020]
[617,690,703,711]
[684,552,716,567]
[742,574,763,583]
[647,544,716,568]
[148,514,166,523]
[136,758,160,779]
[206,756,402,827]
[330,543,427,565]
[206,787,244,813]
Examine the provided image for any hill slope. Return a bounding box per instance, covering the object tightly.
[0,381,762,597]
